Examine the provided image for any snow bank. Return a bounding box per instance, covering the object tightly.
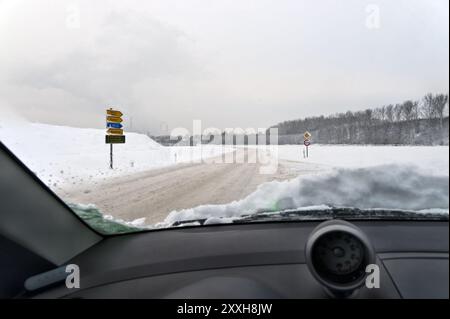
[275,144,449,176]
[0,118,233,190]
[0,119,168,188]
[160,165,449,226]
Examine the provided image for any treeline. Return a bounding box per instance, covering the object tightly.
[273,93,449,145]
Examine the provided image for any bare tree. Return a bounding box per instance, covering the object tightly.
[402,101,414,121]
[385,104,394,122]
[401,100,420,121]
[434,94,449,128]
[373,107,386,121]
[423,93,437,119]
[394,104,403,122]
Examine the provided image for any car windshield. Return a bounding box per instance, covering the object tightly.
[0,0,448,235]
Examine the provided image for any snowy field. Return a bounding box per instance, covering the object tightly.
[275,144,449,176]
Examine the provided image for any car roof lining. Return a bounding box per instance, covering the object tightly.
[0,141,102,265]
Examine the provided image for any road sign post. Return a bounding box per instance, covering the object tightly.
[106,108,125,169]
[105,135,126,143]
[110,144,113,169]
[303,131,312,158]
[107,128,124,135]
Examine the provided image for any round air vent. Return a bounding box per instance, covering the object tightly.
[305,220,376,298]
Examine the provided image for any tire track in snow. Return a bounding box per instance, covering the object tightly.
[62,148,318,224]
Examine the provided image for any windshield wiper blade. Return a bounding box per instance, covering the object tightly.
[171,218,207,227]
[169,207,448,227]
[237,207,449,223]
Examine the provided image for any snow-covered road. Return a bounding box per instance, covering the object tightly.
[62,148,314,224]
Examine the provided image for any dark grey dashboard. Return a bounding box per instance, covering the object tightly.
[31,220,449,299]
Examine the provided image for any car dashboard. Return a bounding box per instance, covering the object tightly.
[29,220,449,299]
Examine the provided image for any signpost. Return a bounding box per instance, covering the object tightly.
[107,128,124,135]
[106,108,125,169]
[105,135,126,144]
[106,115,123,123]
[107,122,123,129]
[304,131,312,140]
[303,131,311,158]
[107,109,123,117]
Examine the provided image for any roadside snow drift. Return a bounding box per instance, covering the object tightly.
[276,144,449,176]
[0,119,166,188]
[0,118,231,191]
[161,165,449,226]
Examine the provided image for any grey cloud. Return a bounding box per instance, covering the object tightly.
[0,0,448,133]
[5,9,202,131]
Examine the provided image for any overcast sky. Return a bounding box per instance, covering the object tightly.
[0,0,448,134]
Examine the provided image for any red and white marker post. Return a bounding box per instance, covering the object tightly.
[303,131,312,158]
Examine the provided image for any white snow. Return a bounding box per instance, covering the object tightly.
[160,164,449,227]
[276,144,449,176]
[159,144,449,226]
[0,117,232,191]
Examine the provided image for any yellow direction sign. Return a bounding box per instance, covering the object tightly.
[304,131,312,140]
[107,128,124,135]
[106,135,126,144]
[107,116,123,123]
[107,109,123,117]
[105,108,125,169]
